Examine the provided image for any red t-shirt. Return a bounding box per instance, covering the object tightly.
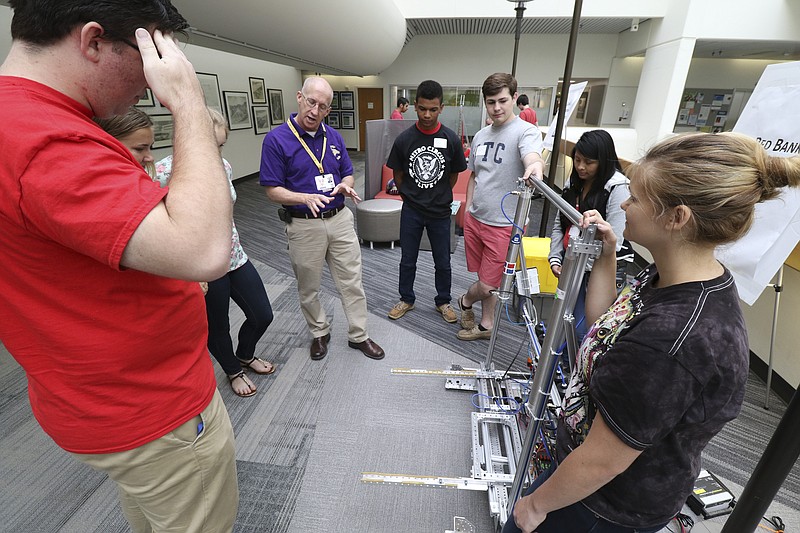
[0,77,216,453]
[520,107,538,125]
[391,109,403,120]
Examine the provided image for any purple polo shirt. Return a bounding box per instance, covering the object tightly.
[260,113,353,215]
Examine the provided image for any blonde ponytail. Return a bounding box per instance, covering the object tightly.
[628,132,800,245]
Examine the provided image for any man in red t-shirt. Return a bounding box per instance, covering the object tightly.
[391,96,410,119]
[0,1,239,531]
[517,94,538,126]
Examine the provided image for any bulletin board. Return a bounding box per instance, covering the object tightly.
[675,89,734,132]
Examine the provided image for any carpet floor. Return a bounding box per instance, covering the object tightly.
[0,151,796,532]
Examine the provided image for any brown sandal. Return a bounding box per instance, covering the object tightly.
[228,370,257,397]
[239,356,276,375]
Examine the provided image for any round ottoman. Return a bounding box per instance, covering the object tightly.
[356,198,402,249]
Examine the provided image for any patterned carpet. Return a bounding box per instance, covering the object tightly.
[0,151,796,532]
[232,152,799,525]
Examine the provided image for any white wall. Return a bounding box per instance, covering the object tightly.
[178,45,301,178]
[601,57,645,130]
[379,32,620,125]
[685,0,800,41]
[0,7,10,51]
[309,74,383,150]
[741,266,800,389]
[686,58,783,90]
[383,33,619,88]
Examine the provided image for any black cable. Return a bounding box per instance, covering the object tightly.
[763,515,785,533]
[501,335,528,380]
[674,512,693,531]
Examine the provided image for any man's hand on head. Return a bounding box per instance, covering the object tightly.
[135,28,204,112]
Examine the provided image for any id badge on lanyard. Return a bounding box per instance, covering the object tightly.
[287,118,333,192]
[315,173,335,192]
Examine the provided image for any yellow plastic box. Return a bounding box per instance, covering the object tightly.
[517,237,559,294]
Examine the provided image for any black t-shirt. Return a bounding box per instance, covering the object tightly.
[386,123,467,218]
[556,264,749,528]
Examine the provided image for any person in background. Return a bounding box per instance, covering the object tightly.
[94,108,155,177]
[517,94,538,126]
[391,96,409,119]
[97,109,211,291]
[385,80,467,323]
[505,132,800,533]
[260,76,385,361]
[462,137,471,159]
[548,129,629,341]
[459,73,544,341]
[155,108,276,398]
[0,1,239,531]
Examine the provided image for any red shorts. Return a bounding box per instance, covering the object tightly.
[463,212,514,288]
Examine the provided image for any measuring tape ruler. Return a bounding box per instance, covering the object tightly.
[391,367,527,379]
[361,472,489,491]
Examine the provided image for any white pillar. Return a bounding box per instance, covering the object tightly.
[600,57,644,129]
[630,36,696,154]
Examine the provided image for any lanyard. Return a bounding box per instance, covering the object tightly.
[287,117,326,174]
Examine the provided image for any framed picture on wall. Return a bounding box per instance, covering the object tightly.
[249,77,266,104]
[135,88,155,108]
[340,91,354,110]
[252,105,271,135]
[196,72,223,116]
[151,114,174,149]
[268,89,285,125]
[326,111,340,129]
[223,91,252,130]
[331,91,340,110]
[340,111,355,129]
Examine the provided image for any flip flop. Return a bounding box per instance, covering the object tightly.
[228,370,257,397]
[239,356,276,375]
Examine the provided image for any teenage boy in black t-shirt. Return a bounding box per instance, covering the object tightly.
[386,80,467,323]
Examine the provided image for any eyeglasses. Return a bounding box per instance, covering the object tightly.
[118,36,169,59]
[301,93,331,113]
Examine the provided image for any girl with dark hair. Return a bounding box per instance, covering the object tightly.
[548,129,629,338]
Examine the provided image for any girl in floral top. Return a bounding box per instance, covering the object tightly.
[155,109,275,398]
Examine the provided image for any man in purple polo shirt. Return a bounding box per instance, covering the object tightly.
[260,77,384,361]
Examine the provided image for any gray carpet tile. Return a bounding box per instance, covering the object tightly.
[0,151,797,532]
[231,152,799,529]
[286,316,496,533]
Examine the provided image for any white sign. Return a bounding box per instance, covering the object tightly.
[716,61,800,305]
[543,81,588,151]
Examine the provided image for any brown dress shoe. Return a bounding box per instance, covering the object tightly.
[347,338,385,360]
[310,333,331,360]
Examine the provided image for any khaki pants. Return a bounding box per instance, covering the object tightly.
[285,207,369,342]
[73,390,238,533]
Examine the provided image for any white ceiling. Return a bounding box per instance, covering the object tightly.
[692,39,800,61]
[408,17,800,61]
[406,16,639,40]
[2,1,796,72]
